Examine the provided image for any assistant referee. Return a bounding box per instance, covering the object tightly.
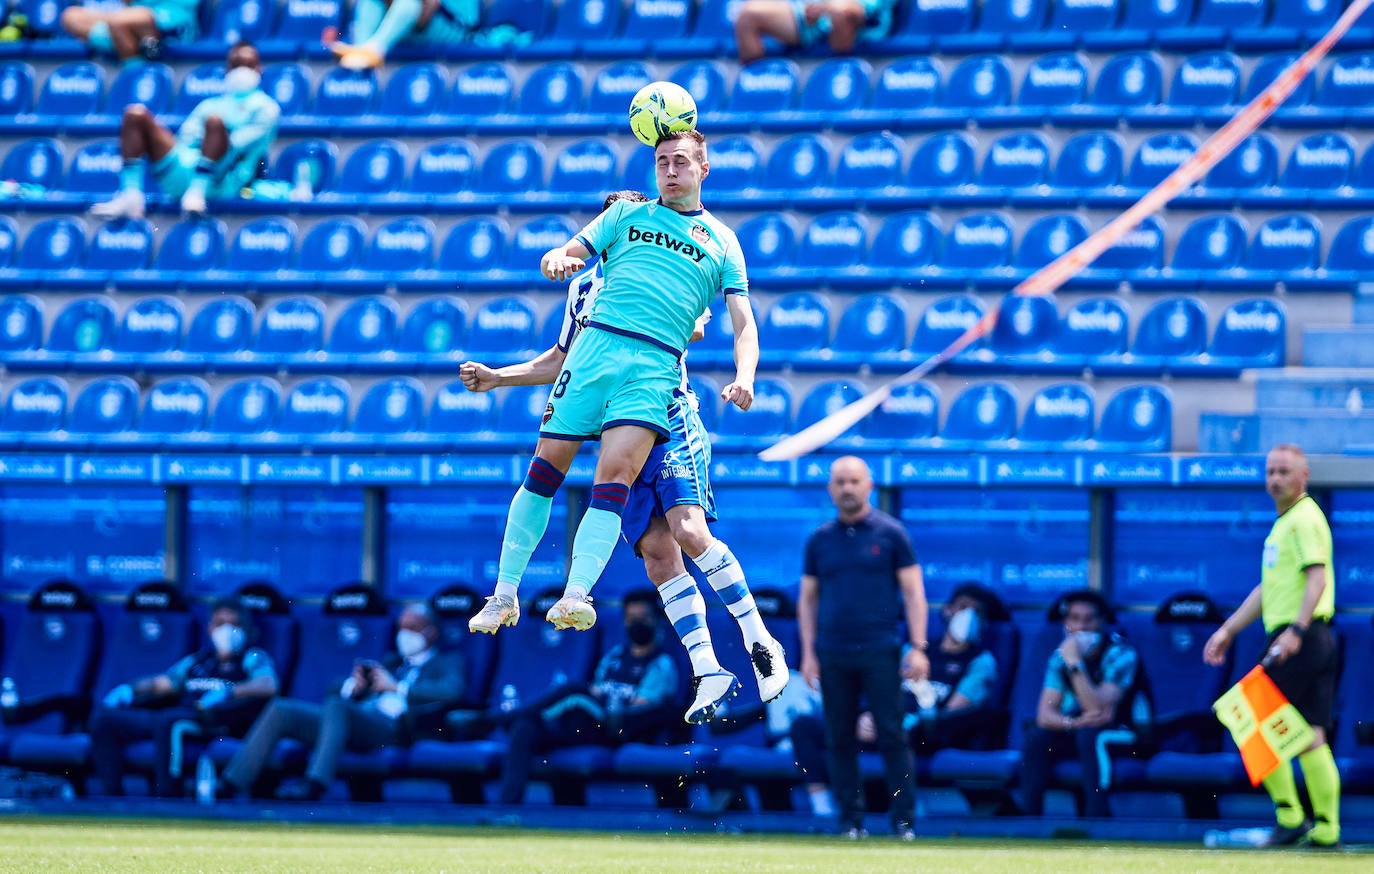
[1203,443,1340,849]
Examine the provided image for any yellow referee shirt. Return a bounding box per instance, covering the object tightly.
[1260,494,1336,633]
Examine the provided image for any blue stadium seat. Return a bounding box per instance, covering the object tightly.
[90,582,197,709]
[289,584,391,703]
[549,138,618,195]
[941,55,1012,112]
[505,216,576,274]
[866,382,940,445]
[333,139,408,197]
[1048,0,1121,39]
[1200,134,1278,198]
[398,296,466,364]
[425,582,498,707]
[688,299,735,370]
[439,215,508,276]
[184,296,255,358]
[0,376,67,440]
[1127,133,1199,190]
[1055,297,1129,369]
[1325,215,1374,282]
[517,62,584,116]
[870,211,942,285]
[1164,213,1247,289]
[1242,53,1313,117]
[298,216,366,274]
[703,136,764,194]
[621,0,690,46]
[1015,214,1088,272]
[103,62,173,118]
[1317,52,1374,113]
[1086,216,1164,283]
[0,293,42,352]
[1198,298,1286,372]
[18,0,68,41]
[906,132,976,196]
[890,0,972,50]
[47,295,114,354]
[0,581,98,737]
[465,296,537,359]
[19,216,86,280]
[80,219,152,279]
[1193,0,1267,49]
[260,62,312,117]
[979,132,1052,189]
[209,0,276,47]
[1052,131,1125,192]
[410,139,477,198]
[911,294,987,358]
[795,211,867,279]
[987,294,1059,363]
[365,216,435,276]
[1093,384,1172,451]
[255,296,325,358]
[69,375,139,435]
[734,213,797,281]
[1241,213,1321,284]
[686,375,720,435]
[799,58,872,116]
[759,292,831,368]
[448,63,515,118]
[427,377,498,438]
[527,0,625,59]
[1166,51,1241,120]
[762,133,831,191]
[277,376,350,437]
[588,60,652,117]
[940,213,1014,283]
[794,380,865,443]
[1277,132,1355,200]
[939,381,1017,449]
[494,384,547,438]
[1334,616,1374,793]
[1130,297,1208,370]
[1017,382,1095,449]
[1018,53,1089,115]
[313,69,378,117]
[328,296,399,363]
[0,62,33,118]
[353,377,424,436]
[174,63,227,116]
[829,289,906,365]
[379,63,448,117]
[833,131,903,193]
[152,218,225,282]
[2,138,64,190]
[716,377,790,446]
[113,295,183,356]
[730,59,799,114]
[0,216,13,268]
[211,377,281,437]
[226,216,298,283]
[674,0,735,57]
[34,61,104,121]
[979,0,1054,49]
[266,0,345,57]
[140,377,211,438]
[669,59,727,114]
[475,137,545,195]
[870,56,942,113]
[272,139,338,197]
[1089,52,1163,114]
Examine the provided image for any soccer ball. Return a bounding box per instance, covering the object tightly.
[628,81,698,148]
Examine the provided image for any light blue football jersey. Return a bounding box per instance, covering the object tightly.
[575,199,748,355]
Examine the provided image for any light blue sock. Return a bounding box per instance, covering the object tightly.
[119,157,146,194]
[565,507,623,597]
[362,0,423,54]
[348,0,388,44]
[87,21,114,54]
[495,486,553,588]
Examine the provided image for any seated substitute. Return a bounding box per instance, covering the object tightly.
[734,0,899,65]
[218,604,463,801]
[326,0,480,70]
[61,0,201,62]
[1019,590,1140,819]
[90,42,280,220]
[494,589,681,805]
[90,597,277,797]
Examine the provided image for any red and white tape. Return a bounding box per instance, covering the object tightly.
[758,0,1374,463]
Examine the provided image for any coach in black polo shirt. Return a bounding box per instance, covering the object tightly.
[798,455,929,840]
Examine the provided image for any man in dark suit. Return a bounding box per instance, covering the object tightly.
[219,604,464,801]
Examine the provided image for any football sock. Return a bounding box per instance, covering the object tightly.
[187,156,213,197]
[692,539,768,647]
[657,572,720,676]
[494,459,565,590]
[565,483,628,597]
[1262,760,1305,829]
[87,21,114,54]
[1299,745,1341,844]
[347,0,386,44]
[119,158,146,194]
[362,0,422,55]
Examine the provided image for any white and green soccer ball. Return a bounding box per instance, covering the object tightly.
[628,81,698,147]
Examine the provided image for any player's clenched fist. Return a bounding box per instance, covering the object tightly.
[459,361,499,393]
[721,381,754,411]
[542,250,585,282]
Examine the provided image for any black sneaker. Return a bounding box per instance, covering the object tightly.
[1261,821,1313,847]
[893,823,916,842]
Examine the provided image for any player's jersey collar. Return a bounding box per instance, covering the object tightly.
[655,197,704,217]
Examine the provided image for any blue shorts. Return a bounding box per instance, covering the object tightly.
[621,399,716,552]
[152,143,253,199]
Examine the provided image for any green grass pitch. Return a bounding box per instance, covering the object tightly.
[0,818,1367,874]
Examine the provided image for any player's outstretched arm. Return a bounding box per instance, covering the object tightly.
[721,293,757,411]
[460,347,569,392]
[541,240,592,282]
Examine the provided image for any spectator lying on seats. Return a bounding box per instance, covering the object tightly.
[62,0,201,62]
[218,604,464,801]
[90,597,277,798]
[734,0,899,65]
[89,41,279,220]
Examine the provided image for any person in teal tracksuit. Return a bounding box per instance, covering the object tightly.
[62,0,201,62]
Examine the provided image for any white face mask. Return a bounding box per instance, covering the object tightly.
[223,66,261,96]
[396,629,428,658]
[1071,630,1102,656]
[947,608,981,645]
[211,624,245,656]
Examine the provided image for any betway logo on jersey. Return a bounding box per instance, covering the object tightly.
[1034,394,1090,418]
[239,228,291,252]
[126,310,178,333]
[627,226,708,262]
[290,392,344,415]
[150,390,204,414]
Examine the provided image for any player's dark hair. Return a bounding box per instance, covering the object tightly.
[1058,589,1113,624]
[602,189,650,212]
[655,129,708,159]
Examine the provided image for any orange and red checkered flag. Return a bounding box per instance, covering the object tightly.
[1213,664,1316,787]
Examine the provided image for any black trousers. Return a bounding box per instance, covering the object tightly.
[817,646,914,829]
[90,705,199,797]
[1019,724,1110,817]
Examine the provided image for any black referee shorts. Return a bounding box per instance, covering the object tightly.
[1262,621,1338,732]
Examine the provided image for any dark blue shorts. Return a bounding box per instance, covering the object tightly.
[621,400,716,552]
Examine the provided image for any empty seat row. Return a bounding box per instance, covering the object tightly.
[0,372,1175,453]
[0,292,1285,379]
[2,209,1370,294]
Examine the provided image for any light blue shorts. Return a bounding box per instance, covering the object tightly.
[792,0,896,45]
[539,326,678,442]
[152,143,251,199]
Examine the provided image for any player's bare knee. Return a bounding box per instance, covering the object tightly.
[123,103,153,125]
[667,514,712,556]
[203,115,226,134]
